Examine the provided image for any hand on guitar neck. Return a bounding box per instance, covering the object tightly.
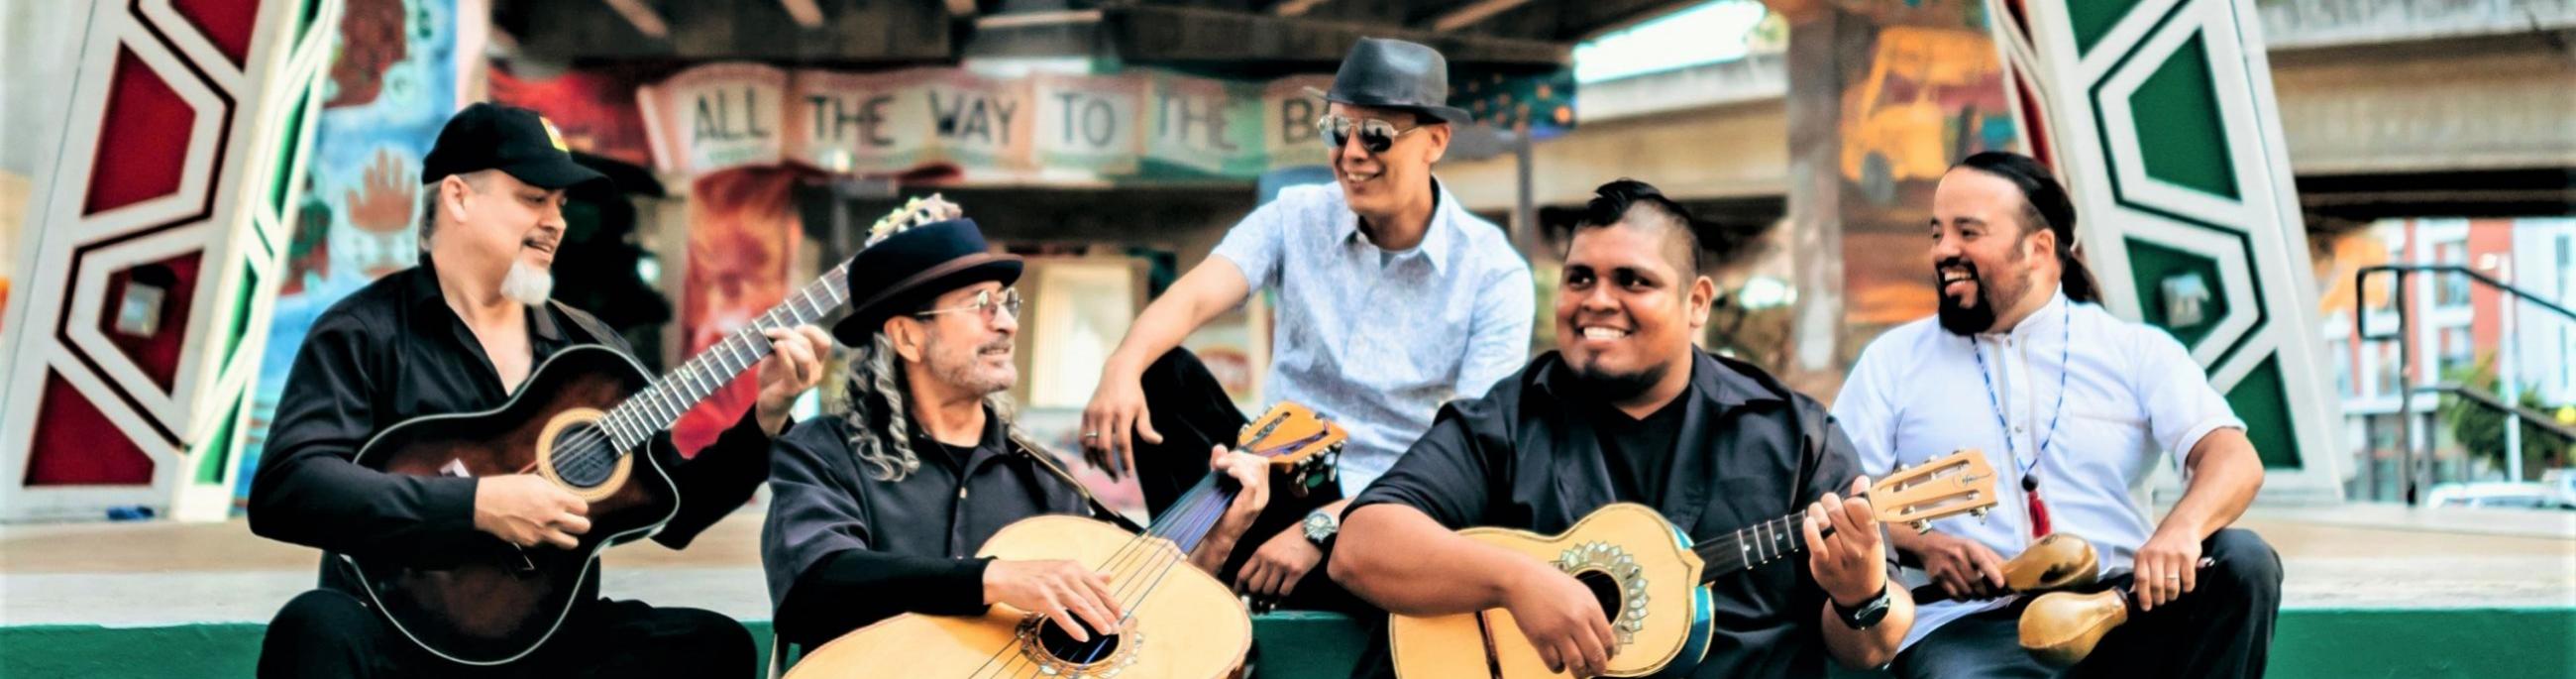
[1801,476,1892,608]
[472,475,590,549]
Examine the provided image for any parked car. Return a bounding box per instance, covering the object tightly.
[2424,481,2576,510]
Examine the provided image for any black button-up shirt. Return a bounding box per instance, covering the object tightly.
[248,259,775,593]
[1350,350,1863,679]
[762,409,1119,647]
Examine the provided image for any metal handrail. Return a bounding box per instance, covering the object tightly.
[2412,384,2576,443]
[2351,265,2574,505]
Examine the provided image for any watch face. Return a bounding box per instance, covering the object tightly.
[1303,511,1336,540]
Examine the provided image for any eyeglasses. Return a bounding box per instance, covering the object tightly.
[913,287,1021,323]
[1316,114,1427,155]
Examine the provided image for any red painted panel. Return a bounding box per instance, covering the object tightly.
[25,372,157,486]
[169,0,262,66]
[83,49,196,216]
[98,251,204,393]
[2013,70,2053,170]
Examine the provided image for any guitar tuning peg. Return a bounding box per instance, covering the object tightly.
[1911,520,1931,534]
[1970,507,1989,520]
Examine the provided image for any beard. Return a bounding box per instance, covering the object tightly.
[1566,354,1669,404]
[926,327,1018,396]
[1935,251,2034,335]
[500,260,554,306]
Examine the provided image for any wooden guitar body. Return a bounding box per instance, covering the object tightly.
[341,345,678,665]
[1389,504,1715,679]
[1389,450,2002,678]
[787,515,1252,679]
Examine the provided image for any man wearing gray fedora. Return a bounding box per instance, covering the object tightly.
[1080,37,1537,614]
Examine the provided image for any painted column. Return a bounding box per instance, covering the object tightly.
[1989,0,2345,501]
[0,0,341,521]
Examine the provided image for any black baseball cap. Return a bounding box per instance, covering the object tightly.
[421,102,611,192]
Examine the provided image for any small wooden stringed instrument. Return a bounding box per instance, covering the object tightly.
[1389,449,1999,679]
[339,197,954,665]
[785,401,1345,679]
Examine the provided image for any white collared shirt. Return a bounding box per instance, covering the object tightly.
[1831,287,2245,649]
[1212,178,1535,495]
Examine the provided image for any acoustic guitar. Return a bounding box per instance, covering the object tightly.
[785,401,1345,679]
[337,196,953,665]
[1388,449,1999,679]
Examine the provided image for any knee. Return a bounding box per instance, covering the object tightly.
[264,590,376,653]
[664,609,756,667]
[1141,347,1209,386]
[2202,528,2283,597]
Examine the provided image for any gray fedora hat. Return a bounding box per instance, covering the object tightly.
[1314,38,1473,125]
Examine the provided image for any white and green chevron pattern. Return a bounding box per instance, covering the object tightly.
[1991,0,2344,502]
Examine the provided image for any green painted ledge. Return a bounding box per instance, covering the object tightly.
[3,609,2567,678]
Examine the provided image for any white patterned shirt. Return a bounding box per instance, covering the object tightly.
[1831,288,2245,650]
[1213,179,1535,495]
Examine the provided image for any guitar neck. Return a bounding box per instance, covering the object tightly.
[592,266,849,452]
[1690,511,1814,582]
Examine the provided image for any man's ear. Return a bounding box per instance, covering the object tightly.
[886,317,925,364]
[1687,275,1718,330]
[442,174,475,218]
[1423,123,1451,165]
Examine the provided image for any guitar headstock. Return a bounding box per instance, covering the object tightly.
[1236,401,1346,496]
[1866,449,2000,533]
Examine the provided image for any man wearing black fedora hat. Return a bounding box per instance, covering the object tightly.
[252,103,834,677]
[1081,37,1536,614]
[760,197,1274,653]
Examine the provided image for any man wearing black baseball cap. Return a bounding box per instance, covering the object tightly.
[251,102,832,677]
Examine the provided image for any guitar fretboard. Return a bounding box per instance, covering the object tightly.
[592,265,850,453]
[1694,512,1814,580]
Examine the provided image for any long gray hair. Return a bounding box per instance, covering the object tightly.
[837,329,1036,482]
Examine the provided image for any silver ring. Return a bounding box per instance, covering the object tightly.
[2164,575,2181,581]
[1083,431,1099,439]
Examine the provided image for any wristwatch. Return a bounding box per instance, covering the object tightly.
[1834,584,1893,630]
[1301,509,1340,548]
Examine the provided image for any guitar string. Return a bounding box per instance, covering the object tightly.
[974,487,1227,679]
[511,271,847,479]
[998,487,1236,679]
[969,476,1223,678]
[975,465,1236,678]
[976,431,1315,677]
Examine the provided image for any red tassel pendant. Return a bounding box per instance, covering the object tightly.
[2024,475,2053,537]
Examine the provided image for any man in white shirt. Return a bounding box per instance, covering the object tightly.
[1079,38,1535,614]
[1832,152,2281,678]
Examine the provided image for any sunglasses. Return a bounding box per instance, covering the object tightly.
[913,287,1021,323]
[1315,114,1428,155]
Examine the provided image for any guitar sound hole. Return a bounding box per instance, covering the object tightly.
[550,423,616,489]
[1035,619,1123,667]
[1576,570,1624,628]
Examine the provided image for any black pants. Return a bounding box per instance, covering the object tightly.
[1131,348,1367,615]
[258,589,755,678]
[1893,528,2284,679]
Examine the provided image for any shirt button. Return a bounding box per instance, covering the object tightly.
[958,488,970,500]
[2013,425,2026,434]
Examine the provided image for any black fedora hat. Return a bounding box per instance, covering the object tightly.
[831,199,1022,346]
[1314,38,1473,125]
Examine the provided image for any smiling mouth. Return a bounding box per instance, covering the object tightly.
[523,239,558,255]
[1578,326,1631,341]
[1940,266,1977,295]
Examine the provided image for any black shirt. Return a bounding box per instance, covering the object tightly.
[1349,350,1864,679]
[1592,369,1691,508]
[248,259,776,593]
[761,407,1123,648]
